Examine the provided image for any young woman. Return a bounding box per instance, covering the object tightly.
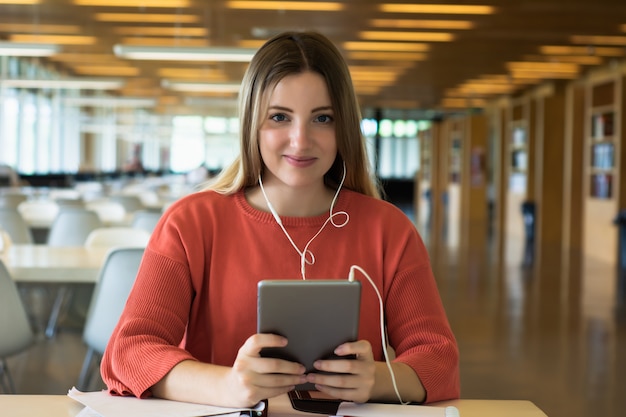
[101,31,459,408]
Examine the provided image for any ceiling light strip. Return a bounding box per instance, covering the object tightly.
[540,45,624,57]
[359,31,454,42]
[570,35,626,46]
[113,27,208,37]
[226,1,344,11]
[94,13,200,23]
[162,80,241,93]
[343,41,430,52]
[0,24,81,34]
[63,96,156,107]
[0,0,40,4]
[0,78,124,90]
[347,51,428,61]
[114,45,257,62]
[73,0,190,7]
[10,34,96,45]
[0,41,59,56]
[369,19,474,30]
[380,4,495,15]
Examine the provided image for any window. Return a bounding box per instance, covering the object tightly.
[18,92,37,174]
[0,89,19,167]
[365,117,423,180]
[170,116,205,173]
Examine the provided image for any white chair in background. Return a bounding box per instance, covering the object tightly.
[131,210,162,234]
[0,193,27,209]
[85,200,127,225]
[0,259,34,393]
[48,188,82,202]
[53,198,85,209]
[0,208,34,244]
[85,227,151,249]
[74,181,105,202]
[137,190,161,208]
[44,209,105,338]
[16,200,59,227]
[76,247,144,391]
[108,194,144,213]
[0,230,12,252]
[47,208,103,247]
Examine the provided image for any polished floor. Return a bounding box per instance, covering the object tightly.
[3,215,626,417]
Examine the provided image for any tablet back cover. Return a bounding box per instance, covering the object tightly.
[257,279,361,389]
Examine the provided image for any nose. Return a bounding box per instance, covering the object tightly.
[289,120,311,150]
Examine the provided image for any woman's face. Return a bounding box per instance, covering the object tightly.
[258,71,337,190]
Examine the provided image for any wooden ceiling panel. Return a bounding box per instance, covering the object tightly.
[0,0,624,114]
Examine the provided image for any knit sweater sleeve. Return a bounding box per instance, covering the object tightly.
[100,214,200,398]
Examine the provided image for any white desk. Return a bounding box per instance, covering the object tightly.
[0,244,110,283]
[0,393,549,417]
[25,214,135,229]
[0,244,112,337]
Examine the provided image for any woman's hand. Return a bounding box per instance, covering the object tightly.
[226,333,307,406]
[305,340,376,403]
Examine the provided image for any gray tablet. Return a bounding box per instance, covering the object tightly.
[257,279,361,391]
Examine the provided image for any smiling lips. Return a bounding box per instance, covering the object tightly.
[284,155,317,168]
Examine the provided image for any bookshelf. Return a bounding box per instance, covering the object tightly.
[589,106,615,199]
[583,74,623,265]
[509,121,528,193]
[448,119,463,184]
[443,118,464,248]
[420,129,432,183]
[416,126,435,236]
[503,99,531,267]
[587,80,617,199]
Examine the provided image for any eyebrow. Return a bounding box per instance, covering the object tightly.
[268,105,333,113]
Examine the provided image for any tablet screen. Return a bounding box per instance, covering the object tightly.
[257,279,361,391]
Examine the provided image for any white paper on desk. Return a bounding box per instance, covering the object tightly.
[335,402,459,417]
[68,387,265,417]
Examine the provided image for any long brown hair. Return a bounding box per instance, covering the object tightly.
[207,31,380,199]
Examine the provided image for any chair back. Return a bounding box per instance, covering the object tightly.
[131,210,162,234]
[85,200,126,224]
[0,208,33,244]
[17,200,59,226]
[47,208,103,247]
[0,193,27,209]
[85,227,151,249]
[0,230,12,252]
[108,195,145,213]
[0,259,33,358]
[82,248,144,354]
[54,198,85,209]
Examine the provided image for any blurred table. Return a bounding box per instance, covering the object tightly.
[0,244,109,283]
[0,244,111,337]
[0,393,549,417]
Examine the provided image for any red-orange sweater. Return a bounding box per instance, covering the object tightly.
[101,189,460,403]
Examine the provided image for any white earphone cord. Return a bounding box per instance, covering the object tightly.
[349,265,408,405]
[259,165,406,404]
[258,164,349,280]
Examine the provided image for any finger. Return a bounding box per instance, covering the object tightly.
[240,333,288,356]
[252,356,306,376]
[315,383,368,403]
[334,340,373,359]
[313,357,370,375]
[307,372,360,389]
[311,371,373,404]
[253,371,307,389]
